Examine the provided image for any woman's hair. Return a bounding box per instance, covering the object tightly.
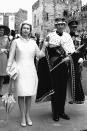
[20,22,32,37]
[0,28,4,36]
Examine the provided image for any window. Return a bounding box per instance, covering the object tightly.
[44,12,49,21]
[41,25,43,30]
[34,15,36,27]
[37,19,39,26]
[72,0,76,2]
[63,10,68,17]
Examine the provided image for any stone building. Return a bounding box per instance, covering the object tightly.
[79,4,87,31]
[32,0,82,40]
[15,9,28,33]
[0,9,27,34]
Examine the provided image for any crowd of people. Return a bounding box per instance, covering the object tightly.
[0,16,87,127]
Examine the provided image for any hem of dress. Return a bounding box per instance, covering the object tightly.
[17,93,36,97]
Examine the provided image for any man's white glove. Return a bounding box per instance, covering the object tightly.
[64,56,70,62]
[78,58,83,64]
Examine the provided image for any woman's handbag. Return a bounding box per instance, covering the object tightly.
[6,61,19,80]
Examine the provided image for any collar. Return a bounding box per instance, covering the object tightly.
[56,31,63,36]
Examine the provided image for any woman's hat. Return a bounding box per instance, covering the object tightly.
[0,25,10,35]
[54,17,66,25]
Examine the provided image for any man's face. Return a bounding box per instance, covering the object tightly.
[70,26,77,32]
[55,23,65,33]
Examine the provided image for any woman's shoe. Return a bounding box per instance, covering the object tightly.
[26,119,32,126]
[20,122,26,127]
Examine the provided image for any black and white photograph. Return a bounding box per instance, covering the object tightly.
[0,0,87,131]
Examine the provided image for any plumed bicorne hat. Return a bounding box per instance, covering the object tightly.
[0,25,10,35]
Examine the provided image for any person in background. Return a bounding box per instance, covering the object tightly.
[9,30,16,46]
[68,19,81,49]
[10,30,16,40]
[0,25,10,97]
[80,30,87,60]
[35,33,40,46]
[68,19,86,104]
[6,21,46,127]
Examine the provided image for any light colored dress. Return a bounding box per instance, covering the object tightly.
[7,37,45,96]
[0,36,9,76]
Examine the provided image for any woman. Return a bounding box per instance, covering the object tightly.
[0,25,10,97]
[6,21,46,127]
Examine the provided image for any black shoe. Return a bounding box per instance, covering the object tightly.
[59,113,70,120]
[53,115,59,121]
[69,101,73,104]
[0,94,3,97]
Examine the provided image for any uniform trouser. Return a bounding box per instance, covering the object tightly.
[51,62,68,116]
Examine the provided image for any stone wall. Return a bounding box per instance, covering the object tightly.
[32,0,82,40]
[15,9,27,33]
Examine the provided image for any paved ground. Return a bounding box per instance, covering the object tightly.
[0,63,87,131]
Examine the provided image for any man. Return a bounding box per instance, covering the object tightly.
[68,19,78,37]
[68,19,85,104]
[68,19,81,49]
[36,17,85,122]
[46,17,76,121]
[36,17,75,121]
